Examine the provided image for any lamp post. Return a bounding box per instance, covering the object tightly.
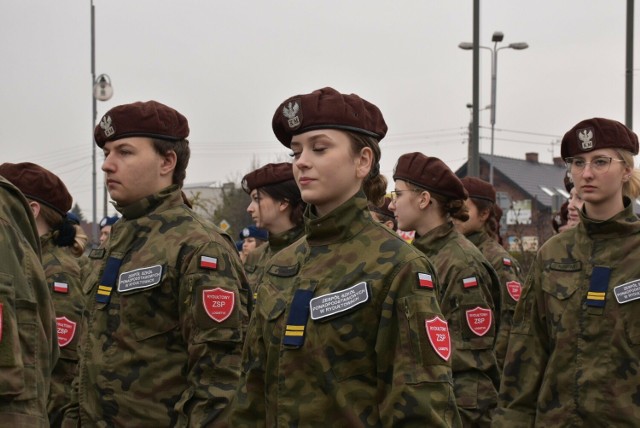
[459,31,528,184]
[91,0,113,246]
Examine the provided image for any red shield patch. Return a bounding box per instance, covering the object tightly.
[425,316,451,361]
[465,306,492,337]
[202,288,235,322]
[56,316,77,347]
[506,281,522,301]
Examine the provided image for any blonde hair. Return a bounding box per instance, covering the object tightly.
[616,149,640,199]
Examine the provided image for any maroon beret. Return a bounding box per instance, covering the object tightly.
[272,87,388,147]
[460,177,496,203]
[94,100,189,148]
[368,196,394,218]
[393,152,467,200]
[561,117,639,159]
[242,162,294,193]
[0,162,72,216]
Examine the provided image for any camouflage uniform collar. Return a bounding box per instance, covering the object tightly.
[269,224,305,252]
[465,230,486,247]
[580,197,640,239]
[116,185,181,220]
[412,221,456,257]
[39,232,55,251]
[304,191,370,246]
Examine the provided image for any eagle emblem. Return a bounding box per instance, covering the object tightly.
[577,128,594,151]
[282,101,301,129]
[100,115,115,137]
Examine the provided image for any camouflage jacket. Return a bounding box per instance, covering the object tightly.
[66,186,250,427]
[495,200,640,427]
[40,235,85,428]
[466,230,523,370]
[243,224,305,299]
[0,177,58,427]
[231,192,461,427]
[413,222,500,427]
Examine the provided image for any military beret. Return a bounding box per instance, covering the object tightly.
[242,162,294,193]
[94,100,189,148]
[393,152,467,200]
[0,162,72,216]
[368,196,394,219]
[272,87,388,147]
[239,225,268,241]
[561,117,639,160]
[460,176,496,203]
[99,215,120,228]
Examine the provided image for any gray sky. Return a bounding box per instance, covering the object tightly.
[0,1,635,222]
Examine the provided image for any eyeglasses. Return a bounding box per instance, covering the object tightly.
[390,189,422,201]
[565,156,625,174]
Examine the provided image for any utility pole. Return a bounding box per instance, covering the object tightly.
[469,0,480,177]
[626,0,634,129]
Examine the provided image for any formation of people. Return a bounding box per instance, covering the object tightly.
[1,87,638,427]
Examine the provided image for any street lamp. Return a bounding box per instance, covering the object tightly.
[459,31,528,184]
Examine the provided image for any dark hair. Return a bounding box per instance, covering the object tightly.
[258,180,306,227]
[36,202,86,256]
[346,132,387,206]
[429,192,469,222]
[152,138,190,187]
[470,197,500,241]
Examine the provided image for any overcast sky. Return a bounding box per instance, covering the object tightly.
[0,1,635,223]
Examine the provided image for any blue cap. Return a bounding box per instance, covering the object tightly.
[66,212,81,225]
[239,225,268,241]
[100,215,120,228]
[235,240,243,252]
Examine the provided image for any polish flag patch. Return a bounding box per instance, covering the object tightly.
[465,306,492,337]
[53,282,69,294]
[506,281,522,301]
[56,316,77,347]
[463,276,478,288]
[199,256,218,270]
[425,316,451,361]
[503,258,512,267]
[418,272,434,289]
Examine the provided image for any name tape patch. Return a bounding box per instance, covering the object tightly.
[117,265,162,293]
[310,282,369,320]
[614,279,640,304]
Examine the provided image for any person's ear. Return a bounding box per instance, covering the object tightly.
[355,147,374,179]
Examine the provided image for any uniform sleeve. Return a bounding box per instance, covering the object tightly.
[378,256,460,427]
[494,256,525,371]
[175,241,250,426]
[493,253,548,427]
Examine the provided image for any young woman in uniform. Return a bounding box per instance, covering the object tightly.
[242,162,305,297]
[389,153,500,427]
[495,117,640,426]
[231,87,460,427]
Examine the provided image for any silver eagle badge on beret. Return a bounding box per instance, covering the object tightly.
[282,101,301,130]
[577,127,594,151]
[100,115,115,137]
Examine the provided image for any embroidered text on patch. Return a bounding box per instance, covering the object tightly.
[418,272,433,289]
[56,316,77,347]
[202,288,235,322]
[465,307,492,337]
[200,256,218,270]
[117,265,162,293]
[425,316,451,361]
[506,281,522,301]
[614,279,640,304]
[310,282,369,320]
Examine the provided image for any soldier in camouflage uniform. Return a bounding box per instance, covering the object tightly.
[230,87,461,427]
[0,162,88,428]
[0,175,58,427]
[390,153,500,427]
[455,176,523,370]
[242,162,305,297]
[495,117,640,426]
[62,100,250,427]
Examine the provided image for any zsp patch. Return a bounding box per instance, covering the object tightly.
[425,316,451,361]
[200,256,218,270]
[56,316,77,347]
[310,282,369,320]
[53,282,69,294]
[614,279,640,304]
[506,281,522,301]
[117,265,162,293]
[463,276,478,288]
[418,272,433,289]
[465,307,492,337]
[203,288,235,322]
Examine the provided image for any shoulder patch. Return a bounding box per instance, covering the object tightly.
[56,316,77,347]
[199,256,218,270]
[202,288,235,322]
[425,316,451,361]
[463,276,478,288]
[417,272,434,289]
[53,282,69,294]
[549,261,582,272]
[506,280,522,301]
[465,306,492,336]
[268,263,300,277]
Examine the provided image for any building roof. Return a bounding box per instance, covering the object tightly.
[456,153,569,208]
